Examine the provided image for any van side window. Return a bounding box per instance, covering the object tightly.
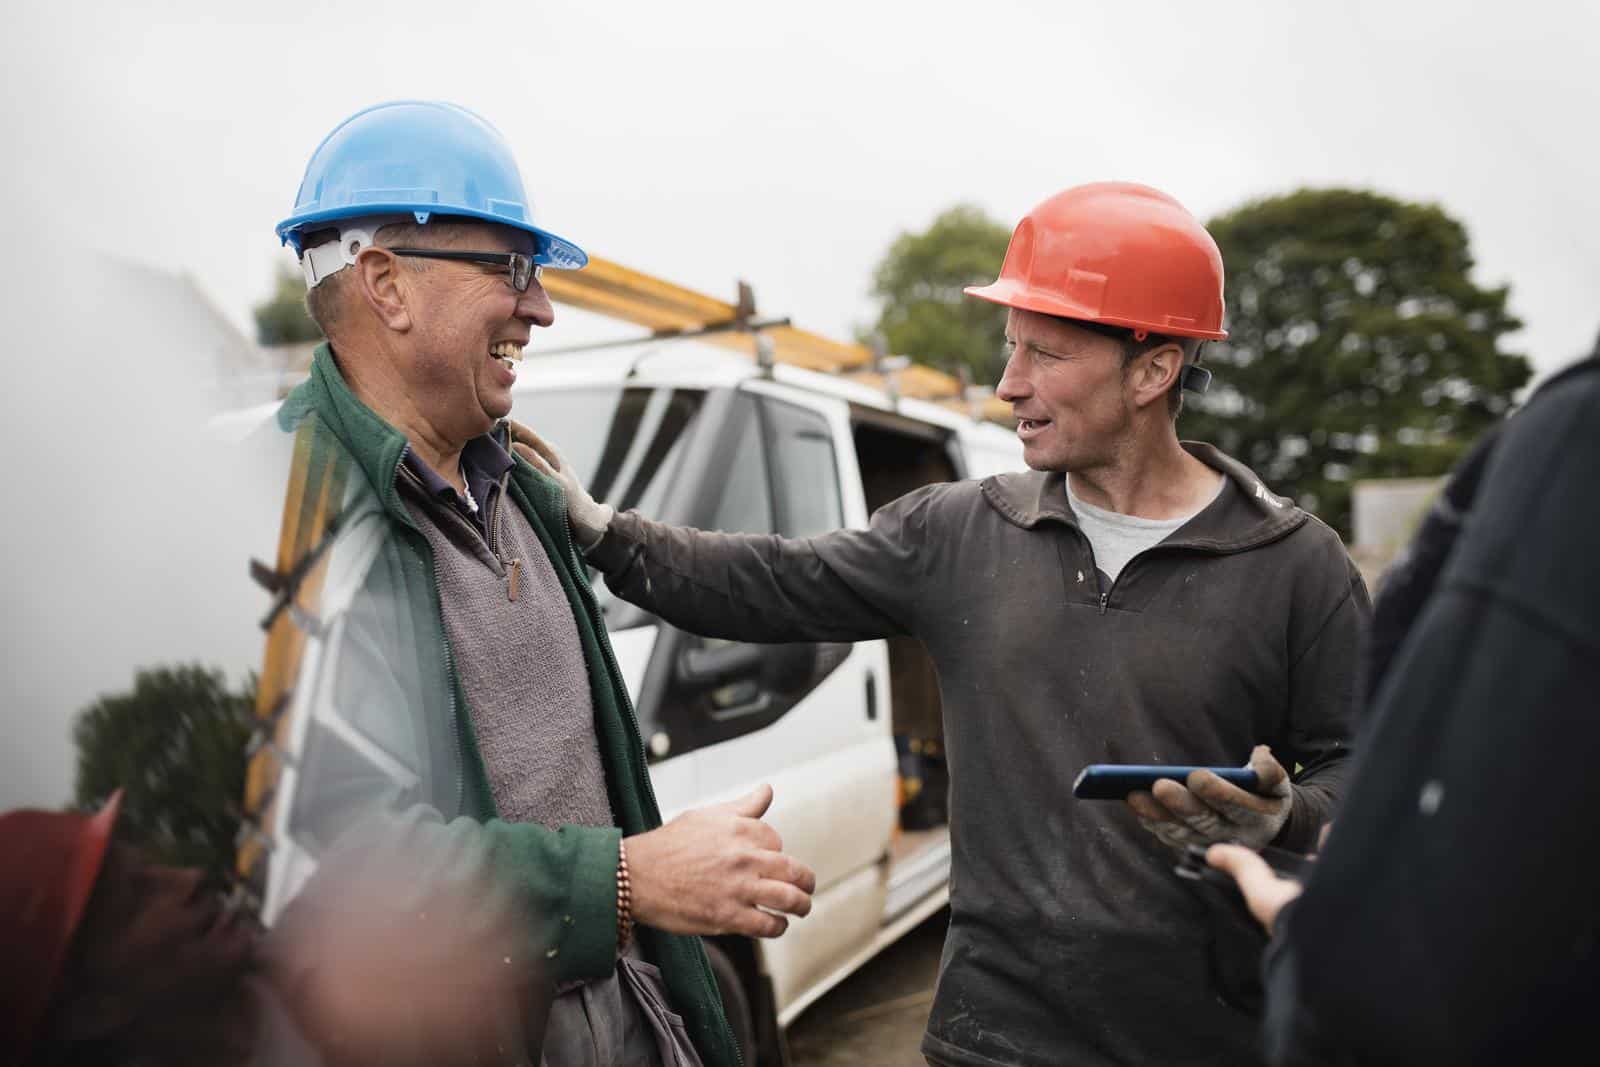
[762,399,843,537]
[709,401,774,535]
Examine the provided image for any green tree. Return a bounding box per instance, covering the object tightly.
[1186,188,1531,539]
[253,263,322,346]
[866,204,1013,384]
[73,664,256,880]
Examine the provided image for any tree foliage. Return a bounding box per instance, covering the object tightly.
[1185,188,1531,539]
[253,263,322,346]
[867,204,1013,385]
[73,664,255,881]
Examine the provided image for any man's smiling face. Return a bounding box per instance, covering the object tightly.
[396,220,554,443]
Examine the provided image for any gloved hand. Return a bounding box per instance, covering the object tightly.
[507,421,614,552]
[1126,744,1293,850]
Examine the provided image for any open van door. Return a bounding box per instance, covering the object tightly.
[512,377,898,1007]
[675,387,897,1021]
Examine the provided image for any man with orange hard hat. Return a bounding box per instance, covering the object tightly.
[531,182,1368,1065]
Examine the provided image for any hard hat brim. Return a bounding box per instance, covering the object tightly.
[276,207,588,270]
[965,280,1228,342]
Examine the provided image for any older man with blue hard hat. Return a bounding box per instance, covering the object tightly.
[261,100,812,1067]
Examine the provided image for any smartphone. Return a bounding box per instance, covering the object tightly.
[1072,763,1259,800]
[1175,842,1311,884]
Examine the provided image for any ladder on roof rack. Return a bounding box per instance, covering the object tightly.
[540,254,1014,425]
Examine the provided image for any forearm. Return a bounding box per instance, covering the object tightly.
[313,807,624,987]
[1259,916,1348,1066]
[1278,564,1369,851]
[475,819,622,985]
[1273,753,1347,852]
[590,510,906,644]
[264,807,561,1063]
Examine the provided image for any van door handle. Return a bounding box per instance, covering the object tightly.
[865,673,878,721]
[707,692,775,723]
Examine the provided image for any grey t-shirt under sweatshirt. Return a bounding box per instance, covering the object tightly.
[1065,473,1223,587]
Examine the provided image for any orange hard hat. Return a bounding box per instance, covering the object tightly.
[0,790,123,1062]
[966,181,1228,341]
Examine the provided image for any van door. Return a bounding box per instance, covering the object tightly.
[508,383,732,817]
[665,387,896,1012]
[512,380,897,1013]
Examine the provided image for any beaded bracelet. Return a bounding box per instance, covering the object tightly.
[616,838,634,952]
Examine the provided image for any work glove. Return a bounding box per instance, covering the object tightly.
[507,421,614,552]
[1126,744,1293,850]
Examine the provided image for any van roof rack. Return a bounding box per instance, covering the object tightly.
[541,254,1014,425]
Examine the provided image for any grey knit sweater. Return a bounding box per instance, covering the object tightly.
[399,470,613,832]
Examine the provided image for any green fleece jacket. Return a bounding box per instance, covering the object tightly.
[276,343,738,1066]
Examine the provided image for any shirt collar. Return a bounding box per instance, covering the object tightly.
[401,424,515,511]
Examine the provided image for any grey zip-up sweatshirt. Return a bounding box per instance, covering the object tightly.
[587,442,1368,1067]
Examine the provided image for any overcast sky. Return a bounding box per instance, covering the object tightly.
[9,1,1599,375]
[3,0,1597,806]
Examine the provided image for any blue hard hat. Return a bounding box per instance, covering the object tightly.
[275,100,587,269]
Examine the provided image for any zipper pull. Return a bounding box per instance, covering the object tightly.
[1099,592,1109,615]
[506,558,521,602]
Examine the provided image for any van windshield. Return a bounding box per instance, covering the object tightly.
[511,386,707,625]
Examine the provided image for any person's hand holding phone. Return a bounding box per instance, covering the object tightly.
[1126,744,1292,849]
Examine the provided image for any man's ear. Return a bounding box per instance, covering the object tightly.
[1132,342,1183,411]
[352,248,411,332]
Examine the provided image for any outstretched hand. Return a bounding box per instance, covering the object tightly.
[1206,843,1305,935]
[1127,744,1293,849]
[508,421,614,550]
[625,784,817,939]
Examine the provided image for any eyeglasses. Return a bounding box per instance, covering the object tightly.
[387,248,543,292]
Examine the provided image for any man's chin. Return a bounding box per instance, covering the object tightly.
[1021,441,1068,473]
[481,394,515,424]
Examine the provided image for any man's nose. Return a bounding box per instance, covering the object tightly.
[516,282,556,328]
[995,350,1029,403]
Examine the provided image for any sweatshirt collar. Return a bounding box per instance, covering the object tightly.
[981,441,1307,553]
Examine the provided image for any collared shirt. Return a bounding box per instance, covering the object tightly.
[401,427,517,539]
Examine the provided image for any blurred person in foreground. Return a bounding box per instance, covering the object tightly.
[2,792,262,1066]
[524,183,1368,1066]
[1208,349,1600,1064]
[247,100,812,1067]
[2,792,537,1066]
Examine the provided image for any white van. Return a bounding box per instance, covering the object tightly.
[225,336,1024,1065]
[506,338,1023,1062]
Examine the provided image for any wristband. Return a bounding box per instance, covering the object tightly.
[616,838,634,952]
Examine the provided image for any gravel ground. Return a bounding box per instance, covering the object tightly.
[787,906,949,1067]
